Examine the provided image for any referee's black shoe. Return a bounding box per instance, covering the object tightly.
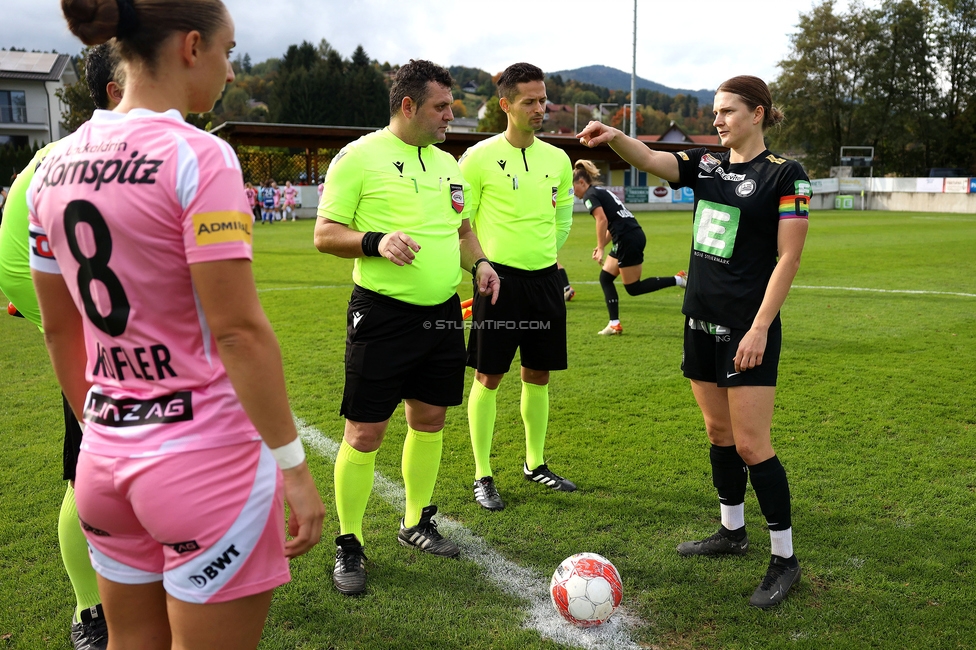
[676,527,750,556]
[473,476,505,510]
[333,533,367,595]
[70,604,108,650]
[398,505,460,557]
[524,463,577,492]
[750,554,801,608]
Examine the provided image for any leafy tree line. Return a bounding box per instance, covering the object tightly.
[770,0,976,177]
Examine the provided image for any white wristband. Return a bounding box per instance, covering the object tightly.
[270,438,305,470]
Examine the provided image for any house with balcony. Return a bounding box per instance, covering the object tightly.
[0,51,78,148]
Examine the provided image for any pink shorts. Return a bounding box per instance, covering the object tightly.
[74,441,289,604]
[284,199,296,207]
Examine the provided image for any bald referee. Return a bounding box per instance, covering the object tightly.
[314,59,499,595]
[461,62,576,511]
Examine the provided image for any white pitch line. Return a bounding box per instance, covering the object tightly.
[791,285,976,298]
[293,415,643,650]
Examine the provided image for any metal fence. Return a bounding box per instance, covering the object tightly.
[236,147,339,186]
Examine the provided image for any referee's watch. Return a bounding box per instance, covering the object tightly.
[472,257,490,276]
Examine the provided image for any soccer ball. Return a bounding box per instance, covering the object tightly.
[549,553,622,627]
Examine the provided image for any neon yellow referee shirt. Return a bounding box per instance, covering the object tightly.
[0,141,58,330]
[318,128,470,306]
[459,133,573,271]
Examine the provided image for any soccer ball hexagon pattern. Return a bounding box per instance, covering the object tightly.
[549,552,622,627]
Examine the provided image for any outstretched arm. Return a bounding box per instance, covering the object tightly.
[577,122,680,183]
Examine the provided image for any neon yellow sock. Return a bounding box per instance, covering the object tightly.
[468,381,497,480]
[401,427,443,527]
[334,440,377,544]
[521,381,549,470]
[59,486,101,622]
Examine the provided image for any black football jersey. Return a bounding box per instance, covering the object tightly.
[582,185,642,241]
[670,148,811,330]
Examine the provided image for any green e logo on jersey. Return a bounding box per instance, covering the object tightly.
[795,180,812,196]
[693,200,740,258]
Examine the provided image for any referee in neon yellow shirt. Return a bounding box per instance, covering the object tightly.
[314,60,499,596]
[460,63,576,511]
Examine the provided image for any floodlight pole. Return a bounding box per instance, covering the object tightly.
[629,0,638,187]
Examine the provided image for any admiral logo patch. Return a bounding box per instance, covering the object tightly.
[450,183,464,213]
[699,153,721,173]
[193,211,252,246]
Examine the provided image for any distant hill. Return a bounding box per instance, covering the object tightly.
[548,65,714,105]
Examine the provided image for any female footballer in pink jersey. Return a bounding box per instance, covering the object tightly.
[30,0,325,647]
[282,180,298,221]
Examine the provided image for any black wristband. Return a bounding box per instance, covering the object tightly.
[472,257,490,276]
[361,231,386,257]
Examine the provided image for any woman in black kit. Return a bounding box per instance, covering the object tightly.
[577,76,811,608]
[572,159,686,336]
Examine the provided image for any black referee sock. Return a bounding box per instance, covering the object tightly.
[599,270,619,321]
[749,455,792,532]
[710,444,747,507]
[623,276,677,296]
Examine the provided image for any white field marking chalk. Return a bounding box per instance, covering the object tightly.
[294,416,644,650]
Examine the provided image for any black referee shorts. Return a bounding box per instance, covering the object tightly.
[341,286,466,423]
[608,229,646,268]
[62,393,83,481]
[681,314,782,387]
[466,263,567,375]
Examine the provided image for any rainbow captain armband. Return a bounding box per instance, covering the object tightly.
[778,195,810,220]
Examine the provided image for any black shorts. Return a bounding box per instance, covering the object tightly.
[609,229,646,268]
[341,286,466,423]
[681,314,782,387]
[466,263,567,374]
[62,393,83,481]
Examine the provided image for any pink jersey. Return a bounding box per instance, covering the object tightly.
[283,186,297,205]
[28,108,260,458]
[245,186,257,206]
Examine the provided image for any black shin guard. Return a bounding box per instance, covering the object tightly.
[710,444,747,506]
[623,276,677,296]
[749,455,792,531]
[599,270,619,321]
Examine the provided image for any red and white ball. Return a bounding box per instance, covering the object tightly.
[549,552,622,627]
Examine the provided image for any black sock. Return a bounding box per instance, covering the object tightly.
[557,268,570,291]
[710,444,747,506]
[599,270,619,321]
[623,276,677,296]
[749,455,792,531]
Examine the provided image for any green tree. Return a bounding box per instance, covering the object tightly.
[477,97,507,133]
[772,0,879,175]
[55,47,96,134]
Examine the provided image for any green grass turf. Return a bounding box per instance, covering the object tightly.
[1,209,974,648]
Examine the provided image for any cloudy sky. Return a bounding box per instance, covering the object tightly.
[2,0,864,92]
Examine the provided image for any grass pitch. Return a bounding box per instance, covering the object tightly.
[1,209,974,649]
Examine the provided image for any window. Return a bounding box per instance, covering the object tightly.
[0,90,27,123]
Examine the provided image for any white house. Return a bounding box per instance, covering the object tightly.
[0,51,78,148]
